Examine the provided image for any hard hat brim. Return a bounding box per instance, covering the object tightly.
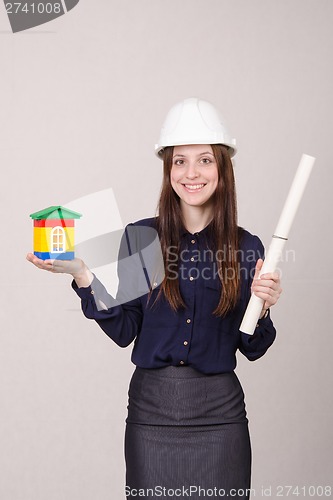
[155,142,237,159]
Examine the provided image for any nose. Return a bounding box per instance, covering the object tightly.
[185,162,199,179]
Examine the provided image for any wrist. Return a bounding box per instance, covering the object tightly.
[72,266,94,288]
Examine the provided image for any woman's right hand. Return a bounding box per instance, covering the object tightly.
[26,253,94,287]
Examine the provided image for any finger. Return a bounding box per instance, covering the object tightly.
[49,257,83,275]
[51,260,67,273]
[259,272,280,281]
[39,262,55,272]
[252,285,276,296]
[254,284,282,298]
[253,283,282,303]
[252,289,279,305]
[252,278,279,291]
[27,255,47,268]
[26,253,56,272]
[253,259,264,280]
[26,253,42,265]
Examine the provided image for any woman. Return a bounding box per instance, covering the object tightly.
[27,98,282,499]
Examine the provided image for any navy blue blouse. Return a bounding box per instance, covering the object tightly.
[72,217,276,374]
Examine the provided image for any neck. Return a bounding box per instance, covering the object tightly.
[180,203,214,234]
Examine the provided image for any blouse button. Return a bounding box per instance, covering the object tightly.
[153,282,158,287]
[183,341,188,346]
[186,318,191,324]
[191,239,196,244]
[189,276,194,281]
[190,257,195,262]
[90,290,95,295]
[180,360,185,365]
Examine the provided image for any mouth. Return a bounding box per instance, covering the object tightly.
[182,183,206,192]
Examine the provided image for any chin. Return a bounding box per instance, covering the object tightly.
[183,198,212,208]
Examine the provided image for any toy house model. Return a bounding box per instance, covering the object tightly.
[30,205,82,260]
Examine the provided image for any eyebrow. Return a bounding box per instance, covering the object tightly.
[172,152,214,158]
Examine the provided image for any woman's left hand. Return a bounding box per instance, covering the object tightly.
[252,259,282,314]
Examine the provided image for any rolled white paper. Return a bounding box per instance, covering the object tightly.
[239,153,315,335]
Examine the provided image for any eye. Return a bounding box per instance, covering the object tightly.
[174,159,185,166]
[200,157,212,164]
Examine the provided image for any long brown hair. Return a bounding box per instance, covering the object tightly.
[154,144,240,316]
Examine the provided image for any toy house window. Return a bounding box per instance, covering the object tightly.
[51,226,66,253]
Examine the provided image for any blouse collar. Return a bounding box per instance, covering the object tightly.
[180,218,214,238]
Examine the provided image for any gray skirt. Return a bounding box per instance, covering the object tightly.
[125,366,252,499]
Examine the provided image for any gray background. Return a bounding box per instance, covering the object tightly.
[1,0,332,498]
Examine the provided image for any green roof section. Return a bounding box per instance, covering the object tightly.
[30,205,82,220]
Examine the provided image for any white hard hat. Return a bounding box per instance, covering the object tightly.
[155,97,237,158]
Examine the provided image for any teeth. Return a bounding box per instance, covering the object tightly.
[184,184,205,190]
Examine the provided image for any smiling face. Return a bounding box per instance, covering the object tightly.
[170,144,219,210]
